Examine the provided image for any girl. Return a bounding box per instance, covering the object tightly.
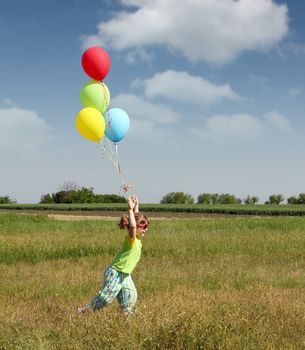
[77,195,149,316]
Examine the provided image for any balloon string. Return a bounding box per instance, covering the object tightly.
[100,81,109,112]
[98,139,134,197]
[105,137,117,163]
[99,99,134,197]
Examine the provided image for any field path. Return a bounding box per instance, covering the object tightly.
[0,209,235,220]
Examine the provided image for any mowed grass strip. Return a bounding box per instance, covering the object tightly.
[1,213,305,349]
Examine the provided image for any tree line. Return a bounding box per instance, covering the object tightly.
[1,188,305,205]
[0,196,17,204]
[40,187,126,204]
[160,192,305,205]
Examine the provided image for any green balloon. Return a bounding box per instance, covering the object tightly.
[80,80,106,113]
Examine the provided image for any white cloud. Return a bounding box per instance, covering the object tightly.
[190,110,293,143]
[0,107,53,152]
[108,93,182,146]
[111,93,179,124]
[110,90,292,145]
[82,0,289,63]
[137,70,240,106]
[285,87,302,99]
[264,110,292,131]
[204,114,262,142]
[125,48,155,64]
[79,34,103,49]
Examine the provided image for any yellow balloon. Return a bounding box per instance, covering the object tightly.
[76,107,105,142]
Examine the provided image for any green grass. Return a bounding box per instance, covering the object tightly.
[1,213,305,349]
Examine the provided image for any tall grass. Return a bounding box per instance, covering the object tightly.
[1,213,305,349]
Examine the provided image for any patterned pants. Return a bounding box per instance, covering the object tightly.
[90,266,137,315]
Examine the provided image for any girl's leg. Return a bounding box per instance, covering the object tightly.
[116,274,137,315]
[90,267,123,311]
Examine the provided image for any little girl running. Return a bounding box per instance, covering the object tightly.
[78,195,149,316]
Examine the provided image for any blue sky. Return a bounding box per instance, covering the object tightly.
[1,0,305,203]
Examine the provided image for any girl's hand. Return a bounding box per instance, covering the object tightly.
[133,195,139,209]
[133,196,139,205]
[127,196,136,210]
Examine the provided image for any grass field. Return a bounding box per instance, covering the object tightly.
[1,212,305,349]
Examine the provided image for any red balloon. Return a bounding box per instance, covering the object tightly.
[81,47,111,81]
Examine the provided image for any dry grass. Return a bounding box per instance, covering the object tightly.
[1,213,305,349]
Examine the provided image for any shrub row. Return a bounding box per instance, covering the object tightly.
[0,196,16,204]
[161,192,305,205]
[40,188,126,204]
[2,203,305,216]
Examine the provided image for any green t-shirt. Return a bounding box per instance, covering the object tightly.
[112,236,142,274]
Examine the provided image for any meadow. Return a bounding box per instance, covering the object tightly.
[1,212,305,349]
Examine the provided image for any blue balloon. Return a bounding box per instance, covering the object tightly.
[103,108,130,142]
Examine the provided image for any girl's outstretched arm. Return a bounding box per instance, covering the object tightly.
[127,197,137,239]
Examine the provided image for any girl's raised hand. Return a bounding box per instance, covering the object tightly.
[127,196,136,210]
[133,196,139,213]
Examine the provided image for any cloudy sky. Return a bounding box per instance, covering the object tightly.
[1,0,305,203]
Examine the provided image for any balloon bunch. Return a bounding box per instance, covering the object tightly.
[75,47,132,195]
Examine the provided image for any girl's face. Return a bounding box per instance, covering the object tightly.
[137,222,148,236]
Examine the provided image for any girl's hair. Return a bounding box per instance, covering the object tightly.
[118,212,150,229]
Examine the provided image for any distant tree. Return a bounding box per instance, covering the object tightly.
[67,187,96,203]
[217,193,240,204]
[40,194,54,204]
[198,193,242,205]
[40,188,127,204]
[40,187,96,204]
[210,194,219,204]
[52,190,71,203]
[197,193,212,204]
[236,198,243,204]
[160,192,194,204]
[95,194,127,203]
[0,196,17,204]
[265,194,284,205]
[287,196,298,205]
[286,193,305,205]
[244,195,259,205]
[297,193,305,204]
